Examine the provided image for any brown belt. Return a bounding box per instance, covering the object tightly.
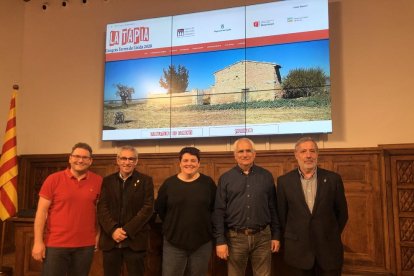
[230,225,267,235]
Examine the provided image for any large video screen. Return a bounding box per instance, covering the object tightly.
[103,0,331,140]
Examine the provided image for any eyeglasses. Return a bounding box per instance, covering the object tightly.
[70,154,91,161]
[118,157,137,162]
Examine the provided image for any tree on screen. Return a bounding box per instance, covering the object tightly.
[282,68,327,99]
[115,83,135,107]
[159,65,189,94]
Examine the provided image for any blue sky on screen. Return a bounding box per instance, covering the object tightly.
[104,39,330,101]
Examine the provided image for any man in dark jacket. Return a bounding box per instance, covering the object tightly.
[277,137,348,276]
[97,145,154,276]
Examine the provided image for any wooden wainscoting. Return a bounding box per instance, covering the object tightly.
[6,146,403,275]
[382,144,414,276]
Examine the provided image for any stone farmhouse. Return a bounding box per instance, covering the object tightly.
[209,60,283,105]
[146,60,283,107]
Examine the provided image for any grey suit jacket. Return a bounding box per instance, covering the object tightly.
[277,167,348,270]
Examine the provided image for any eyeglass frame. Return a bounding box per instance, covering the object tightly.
[70,154,92,161]
[117,156,138,162]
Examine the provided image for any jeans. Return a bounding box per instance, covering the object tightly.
[42,246,95,276]
[227,226,272,276]
[102,247,146,276]
[162,238,212,276]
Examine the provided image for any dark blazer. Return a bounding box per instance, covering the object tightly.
[97,170,154,251]
[277,167,348,270]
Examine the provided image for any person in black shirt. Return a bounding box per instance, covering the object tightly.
[155,147,216,276]
[213,137,281,276]
[97,145,154,276]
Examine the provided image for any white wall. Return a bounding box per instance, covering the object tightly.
[0,0,413,154]
[0,0,24,132]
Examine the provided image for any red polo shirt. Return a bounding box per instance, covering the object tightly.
[39,168,102,247]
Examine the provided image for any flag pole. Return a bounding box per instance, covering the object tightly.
[0,221,9,274]
[0,221,12,275]
[0,84,19,276]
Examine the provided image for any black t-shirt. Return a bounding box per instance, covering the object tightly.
[155,173,216,251]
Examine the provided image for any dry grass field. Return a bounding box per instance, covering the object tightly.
[103,103,331,129]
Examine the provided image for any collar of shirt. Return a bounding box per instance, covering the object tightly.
[236,164,255,175]
[298,167,317,181]
[119,171,133,181]
[65,168,88,181]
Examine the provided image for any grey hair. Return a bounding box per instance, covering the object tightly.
[294,137,319,152]
[233,138,256,152]
[117,145,138,158]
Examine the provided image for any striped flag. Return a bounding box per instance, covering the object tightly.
[0,88,18,221]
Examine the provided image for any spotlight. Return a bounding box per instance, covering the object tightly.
[42,2,48,10]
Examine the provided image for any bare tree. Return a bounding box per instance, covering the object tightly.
[115,83,135,107]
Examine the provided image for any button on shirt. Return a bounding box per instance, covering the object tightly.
[213,165,281,244]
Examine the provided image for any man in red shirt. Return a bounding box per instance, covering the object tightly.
[32,142,102,276]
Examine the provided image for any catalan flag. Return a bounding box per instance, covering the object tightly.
[0,87,18,221]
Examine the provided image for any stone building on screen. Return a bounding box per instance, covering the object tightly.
[146,60,283,107]
[209,60,283,105]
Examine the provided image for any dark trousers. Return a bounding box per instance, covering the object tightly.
[42,246,95,276]
[288,262,342,276]
[102,247,146,276]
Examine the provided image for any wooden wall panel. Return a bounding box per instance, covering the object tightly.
[10,147,399,276]
[388,152,414,275]
[332,153,388,274]
[212,162,235,184]
[256,161,285,182]
[12,218,41,276]
[144,163,176,198]
[342,193,372,257]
